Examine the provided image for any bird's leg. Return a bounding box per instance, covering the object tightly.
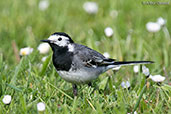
[88,82,97,94]
[88,82,92,87]
[72,84,78,96]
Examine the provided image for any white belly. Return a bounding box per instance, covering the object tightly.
[57,67,105,84]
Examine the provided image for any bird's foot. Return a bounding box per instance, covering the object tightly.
[72,84,78,96]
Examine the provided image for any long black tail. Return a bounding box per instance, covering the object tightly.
[113,61,154,66]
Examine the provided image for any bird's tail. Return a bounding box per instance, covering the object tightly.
[113,61,153,66]
[107,61,154,69]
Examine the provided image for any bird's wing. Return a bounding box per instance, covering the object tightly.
[73,44,115,68]
[73,44,153,69]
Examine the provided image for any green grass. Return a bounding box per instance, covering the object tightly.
[0,0,171,113]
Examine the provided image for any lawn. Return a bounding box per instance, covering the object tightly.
[0,0,171,113]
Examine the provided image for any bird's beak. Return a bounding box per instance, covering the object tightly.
[40,39,50,43]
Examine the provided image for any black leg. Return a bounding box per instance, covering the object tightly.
[72,84,78,96]
[88,82,92,87]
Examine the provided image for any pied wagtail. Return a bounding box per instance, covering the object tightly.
[41,32,153,96]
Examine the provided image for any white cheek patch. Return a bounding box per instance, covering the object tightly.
[54,39,68,47]
[48,35,69,47]
[68,44,74,52]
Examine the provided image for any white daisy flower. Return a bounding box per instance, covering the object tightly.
[104,27,114,37]
[146,22,161,33]
[149,75,165,82]
[37,102,46,112]
[19,47,33,56]
[83,2,98,14]
[133,65,139,73]
[37,43,50,54]
[110,10,118,18]
[142,66,150,76]
[157,17,166,26]
[39,0,49,11]
[2,95,11,105]
[128,111,137,114]
[103,52,110,58]
[121,81,130,88]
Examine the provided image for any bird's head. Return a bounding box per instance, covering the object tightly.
[41,32,74,47]
[41,32,74,52]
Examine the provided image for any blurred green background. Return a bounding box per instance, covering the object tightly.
[0,0,170,113]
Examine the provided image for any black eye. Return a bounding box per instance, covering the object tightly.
[58,37,62,41]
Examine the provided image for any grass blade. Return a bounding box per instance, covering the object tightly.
[133,84,147,112]
[47,82,73,100]
[10,57,24,86]
[6,83,22,92]
[40,55,52,76]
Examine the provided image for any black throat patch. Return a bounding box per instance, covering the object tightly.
[51,44,73,71]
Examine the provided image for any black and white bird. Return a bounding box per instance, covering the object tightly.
[41,32,153,96]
